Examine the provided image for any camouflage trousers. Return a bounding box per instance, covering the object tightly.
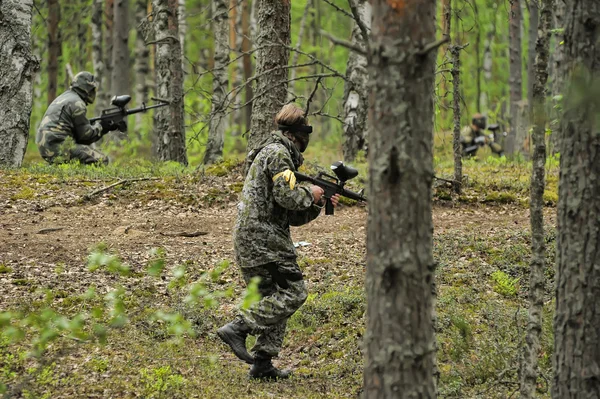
[41,143,109,166]
[238,261,308,357]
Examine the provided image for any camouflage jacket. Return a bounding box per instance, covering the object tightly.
[36,90,103,161]
[234,131,322,269]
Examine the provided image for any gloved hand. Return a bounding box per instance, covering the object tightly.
[116,120,127,133]
[474,135,487,145]
[100,119,117,134]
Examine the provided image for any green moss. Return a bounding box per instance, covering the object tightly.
[11,187,35,201]
[204,159,241,177]
[483,191,517,204]
[0,265,13,274]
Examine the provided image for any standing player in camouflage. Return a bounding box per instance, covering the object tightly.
[460,113,504,157]
[217,103,340,380]
[36,71,119,165]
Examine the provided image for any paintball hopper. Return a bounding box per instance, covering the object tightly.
[330,161,358,182]
[111,95,132,108]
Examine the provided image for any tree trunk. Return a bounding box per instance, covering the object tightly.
[152,0,188,165]
[245,0,291,156]
[450,45,462,194]
[135,0,150,131]
[341,0,371,162]
[204,0,229,165]
[111,0,130,97]
[527,0,540,111]
[480,11,497,112]
[229,0,243,135]
[92,0,106,114]
[473,0,481,112]
[104,0,114,104]
[289,0,312,96]
[549,0,566,153]
[77,16,89,71]
[241,0,253,131]
[0,0,38,167]
[519,0,550,397]
[506,0,523,155]
[178,0,186,67]
[47,0,61,105]
[552,0,600,396]
[364,0,438,396]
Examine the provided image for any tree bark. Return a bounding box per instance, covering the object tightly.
[450,45,462,194]
[245,0,291,156]
[520,0,551,397]
[104,0,114,104]
[47,0,61,105]
[111,0,130,97]
[178,0,186,67]
[341,0,371,162]
[135,0,150,130]
[364,0,438,397]
[152,0,188,165]
[527,0,540,111]
[289,0,312,95]
[229,0,244,134]
[480,10,497,112]
[0,0,38,167]
[549,0,566,153]
[92,0,106,114]
[506,0,523,155]
[552,0,600,397]
[241,0,253,131]
[204,0,229,165]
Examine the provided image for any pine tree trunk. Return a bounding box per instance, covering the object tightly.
[104,0,114,103]
[245,0,291,155]
[520,0,551,397]
[450,45,462,194]
[0,0,38,167]
[204,0,229,165]
[47,0,61,105]
[507,0,523,155]
[549,0,566,153]
[364,0,438,396]
[552,0,600,396]
[111,0,130,96]
[135,0,150,130]
[341,0,370,162]
[92,0,106,114]
[152,0,188,165]
[241,0,253,131]
[527,0,539,111]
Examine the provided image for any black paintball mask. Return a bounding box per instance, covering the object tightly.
[472,115,487,130]
[278,124,313,153]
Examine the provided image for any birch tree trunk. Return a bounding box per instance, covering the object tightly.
[135,0,150,129]
[519,0,551,396]
[527,0,540,110]
[178,0,186,66]
[92,0,106,114]
[289,0,312,95]
[450,45,462,194]
[111,0,130,96]
[506,0,523,155]
[364,0,438,396]
[552,0,600,396]
[47,0,61,105]
[341,0,370,162]
[549,0,566,153]
[229,0,244,134]
[0,0,38,168]
[245,0,291,156]
[152,0,188,165]
[204,0,229,165]
[241,0,253,131]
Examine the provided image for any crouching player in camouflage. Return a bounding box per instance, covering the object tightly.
[36,71,119,165]
[217,103,340,380]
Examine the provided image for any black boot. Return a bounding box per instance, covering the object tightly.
[249,353,291,380]
[217,318,254,364]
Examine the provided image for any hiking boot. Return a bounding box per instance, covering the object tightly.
[217,318,254,364]
[249,353,291,380]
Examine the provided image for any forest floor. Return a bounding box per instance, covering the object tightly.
[0,158,558,398]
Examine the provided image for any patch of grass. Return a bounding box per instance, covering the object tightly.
[0,265,13,274]
[11,187,35,200]
[139,365,188,398]
[491,270,520,297]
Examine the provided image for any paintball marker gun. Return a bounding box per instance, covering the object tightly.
[90,95,170,132]
[462,123,506,156]
[294,161,367,215]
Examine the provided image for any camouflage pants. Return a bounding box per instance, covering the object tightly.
[239,261,308,357]
[42,143,109,166]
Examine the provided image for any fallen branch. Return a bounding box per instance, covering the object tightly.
[160,231,209,237]
[82,177,159,201]
[37,227,65,234]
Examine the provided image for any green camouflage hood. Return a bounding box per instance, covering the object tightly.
[70,72,98,104]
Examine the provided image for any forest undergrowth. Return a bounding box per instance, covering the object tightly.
[0,154,558,398]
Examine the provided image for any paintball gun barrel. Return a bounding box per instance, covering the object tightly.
[90,95,170,132]
[294,161,367,215]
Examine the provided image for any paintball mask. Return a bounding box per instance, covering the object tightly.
[71,71,98,104]
[279,124,313,153]
[472,114,487,130]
